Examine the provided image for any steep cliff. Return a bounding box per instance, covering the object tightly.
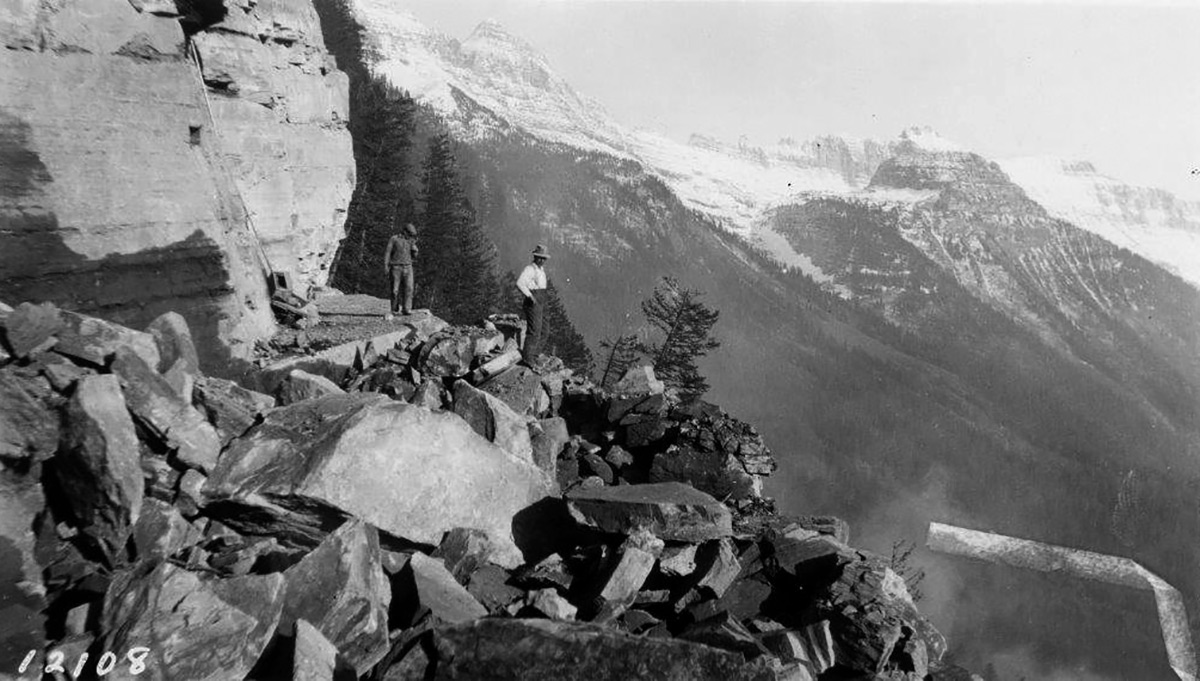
[0,0,354,371]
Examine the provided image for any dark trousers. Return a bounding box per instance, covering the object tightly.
[389,264,414,314]
[523,289,548,361]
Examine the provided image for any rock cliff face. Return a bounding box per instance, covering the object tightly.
[0,0,353,371]
[192,0,354,291]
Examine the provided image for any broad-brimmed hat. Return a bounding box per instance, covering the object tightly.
[531,244,550,259]
[404,223,418,236]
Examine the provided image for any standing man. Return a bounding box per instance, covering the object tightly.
[384,222,419,320]
[516,244,550,367]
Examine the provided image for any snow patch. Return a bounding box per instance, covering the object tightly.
[1001,156,1200,289]
[900,126,965,153]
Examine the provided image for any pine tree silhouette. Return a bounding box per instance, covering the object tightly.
[417,134,500,324]
[542,280,594,374]
[329,77,419,297]
[637,276,720,399]
[597,334,640,390]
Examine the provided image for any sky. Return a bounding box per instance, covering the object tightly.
[401,0,1200,200]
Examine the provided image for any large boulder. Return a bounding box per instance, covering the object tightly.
[57,374,144,564]
[54,309,160,369]
[478,365,550,417]
[281,519,391,675]
[565,482,733,543]
[452,380,534,465]
[203,394,553,566]
[382,618,775,680]
[1,302,63,358]
[398,553,488,625]
[0,368,59,465]
[112,347,221,473]
[99,562,286,681]
[192,376,275,446]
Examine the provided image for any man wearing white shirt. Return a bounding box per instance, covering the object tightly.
[516,244,550,367]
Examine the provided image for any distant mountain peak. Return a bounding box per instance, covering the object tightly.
[898,126,966,153]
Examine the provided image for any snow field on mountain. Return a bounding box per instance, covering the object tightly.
[1002,157,1200,289]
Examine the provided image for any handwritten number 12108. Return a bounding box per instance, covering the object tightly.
[18,647,151,677]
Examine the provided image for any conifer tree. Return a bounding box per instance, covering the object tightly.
[329,77,418,297]
[637,276,720,399]
[417,134,500,324]
[597,334,640,390]
[542,280,594,374]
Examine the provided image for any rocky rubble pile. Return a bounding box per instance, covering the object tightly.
[0,301,975,680]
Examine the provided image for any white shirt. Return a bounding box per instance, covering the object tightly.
[516,263,547,298]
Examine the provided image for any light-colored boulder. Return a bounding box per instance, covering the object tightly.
[203,394,553,566]
[278,368,346,405]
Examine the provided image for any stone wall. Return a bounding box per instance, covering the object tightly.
[0,0,354,372]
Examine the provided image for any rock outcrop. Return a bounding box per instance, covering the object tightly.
[0,301,967,680]
[0,0,353,370]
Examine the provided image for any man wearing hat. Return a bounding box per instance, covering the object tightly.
[383,222,419,319]
[516,244,551,366]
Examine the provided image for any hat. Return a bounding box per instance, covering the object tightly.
[404,223,418,236]
[531,244,550,259]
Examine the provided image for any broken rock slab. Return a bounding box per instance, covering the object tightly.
[192,375,276,446]
[386,618,776,681]
[278,368,346,406]
[282,519,391,676]
[54,310,160,369]
[0,368,60,465]
[452,380,534,466]
[566,482,733,543]
[131,497,204,562]
[479,365,551,417]
[293,618,356,681]
[431,527,493,585]
[100,562,285,681]
[400,553,489,626]
[112,347,221,473]
[57,374,144,564]
[203,394,552,566]
[2,302,63,358]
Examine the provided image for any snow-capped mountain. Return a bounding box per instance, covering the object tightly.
[351,5,1200,297]
[998,157,1200,288]
[349,5,997,271]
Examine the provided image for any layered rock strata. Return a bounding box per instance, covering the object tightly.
[0,0,353,371]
